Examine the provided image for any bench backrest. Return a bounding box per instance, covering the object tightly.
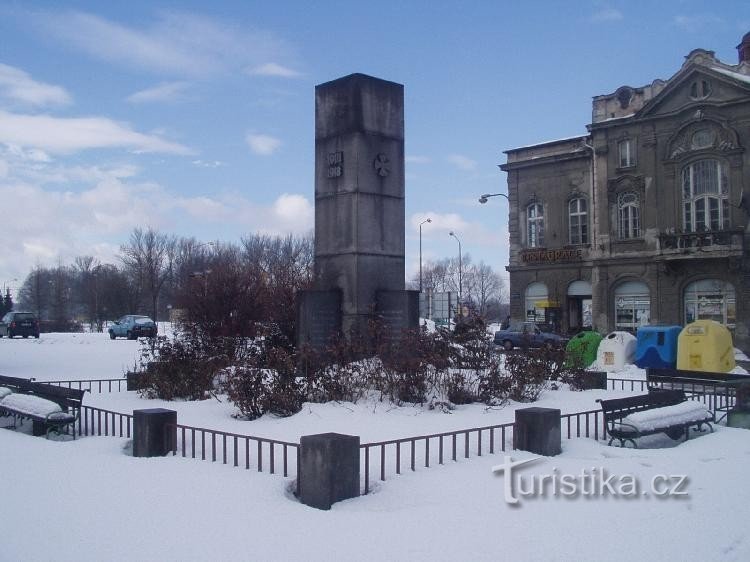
[597,390,686,422]
[0,375,35,390]
[27,383,86,411]
[0,376,86,410]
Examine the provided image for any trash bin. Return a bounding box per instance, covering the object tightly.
[677,320,735,373]
[634,325,682,369]
[596,331,637,372]
[564,331,603,368]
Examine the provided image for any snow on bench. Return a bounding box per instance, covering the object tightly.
[0,393,63,417]
[618,401,712,433]
[0,386,12,399]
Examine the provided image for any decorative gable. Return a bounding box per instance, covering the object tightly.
[637,66,750,119]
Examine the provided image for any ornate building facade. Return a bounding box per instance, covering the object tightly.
[500,33,750,352]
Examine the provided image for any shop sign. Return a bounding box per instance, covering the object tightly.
[521,248,584,263]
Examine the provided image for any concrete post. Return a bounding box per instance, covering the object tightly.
[513,407,562,456]
[133,408,177,457]
[581,371,608,390]
[298,433,360,510]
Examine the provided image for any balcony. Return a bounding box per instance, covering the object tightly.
[658,228,744,254]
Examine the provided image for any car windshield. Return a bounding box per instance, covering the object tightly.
[14,313,35,321]
[134,317,153,324]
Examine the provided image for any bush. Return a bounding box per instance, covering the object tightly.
[502,349,550,402]
[136,328,240,400]
[226,345,304,420]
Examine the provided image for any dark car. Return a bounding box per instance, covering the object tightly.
[493,321,567,351]
[0,311,40,338]
[109,315,157,340]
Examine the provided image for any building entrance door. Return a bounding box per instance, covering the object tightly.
[567,280,592,334]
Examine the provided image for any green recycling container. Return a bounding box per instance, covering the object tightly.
[565,331,603,368]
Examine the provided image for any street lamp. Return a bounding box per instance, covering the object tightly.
[478,193,509,204]
[419,218,432,292]
[449,231,462,316]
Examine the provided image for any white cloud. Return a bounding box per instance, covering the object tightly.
[0,158,315,282]
[410,211,504,248]
[0,110,193,155]
[191,159,224,168]
[590,8,623,22]
[36,11,294,77]
[246,62,301,78]
[673,14,723,32]
[406,155,431,164]
[0,158,7,178]
[246,132,281,155]
[447,154,477,171]
[0,63,72,107]
[272,193,313,226]
[127,81,190,103]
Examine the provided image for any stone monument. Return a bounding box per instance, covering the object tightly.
[298,73,419,349]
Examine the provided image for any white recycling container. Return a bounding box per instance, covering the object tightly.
[596,331,637,372]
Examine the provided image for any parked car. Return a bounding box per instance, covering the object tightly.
[109,315,157,340]
[493,321,567,351]
[0,311,40,338]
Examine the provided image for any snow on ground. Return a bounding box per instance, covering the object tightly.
[2,332,750,561]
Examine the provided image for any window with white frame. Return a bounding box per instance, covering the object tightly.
[618,139,635,168]
[568,198,588,245]
[527,203,544,248]
[617,192,640,239]
[682,159,729,232]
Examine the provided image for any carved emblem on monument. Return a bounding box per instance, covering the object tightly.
[373,153,390,177]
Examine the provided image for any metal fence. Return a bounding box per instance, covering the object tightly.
[607,377,737,414]
[168,423,299,478]
[78,405,133,438]
[360,408,605,494]
[45,378,129,393]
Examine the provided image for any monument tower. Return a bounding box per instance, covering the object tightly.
[298,73,418,348]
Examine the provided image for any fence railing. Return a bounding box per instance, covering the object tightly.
[360,408,605,494]
[78,405,133,438]
[44,378,128,393]
[168,423,298,478]
[608,378,649,392]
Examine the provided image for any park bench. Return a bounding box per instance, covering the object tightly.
[0,375,86,438]
[597,389,714,448]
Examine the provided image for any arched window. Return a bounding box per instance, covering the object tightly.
[684,279,735,327]
[527,203,544,248]
[568,198,588,245]
[617,192,640,239]
[525,282,548,323]
[682,159,729,232]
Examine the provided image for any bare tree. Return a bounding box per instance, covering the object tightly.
[468,261,504,317]
[119,227,175,320]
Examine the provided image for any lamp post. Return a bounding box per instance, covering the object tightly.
[419,218,432,292]
[449,231,462,317]
[478,193,509,204]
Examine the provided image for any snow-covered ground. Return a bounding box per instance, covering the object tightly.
[2,332,750,561]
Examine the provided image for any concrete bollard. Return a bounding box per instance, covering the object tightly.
[581,371,608,390]
[298,433,360,510]
[133,408,177,457]
[513,407,562,456]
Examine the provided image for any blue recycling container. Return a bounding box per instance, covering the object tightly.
[634,325,682,369]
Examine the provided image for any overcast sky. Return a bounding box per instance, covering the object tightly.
[1,1,748,293]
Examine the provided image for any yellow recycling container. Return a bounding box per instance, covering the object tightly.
[677,320,735,373]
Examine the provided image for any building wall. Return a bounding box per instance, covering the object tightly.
[501,44,750,352]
